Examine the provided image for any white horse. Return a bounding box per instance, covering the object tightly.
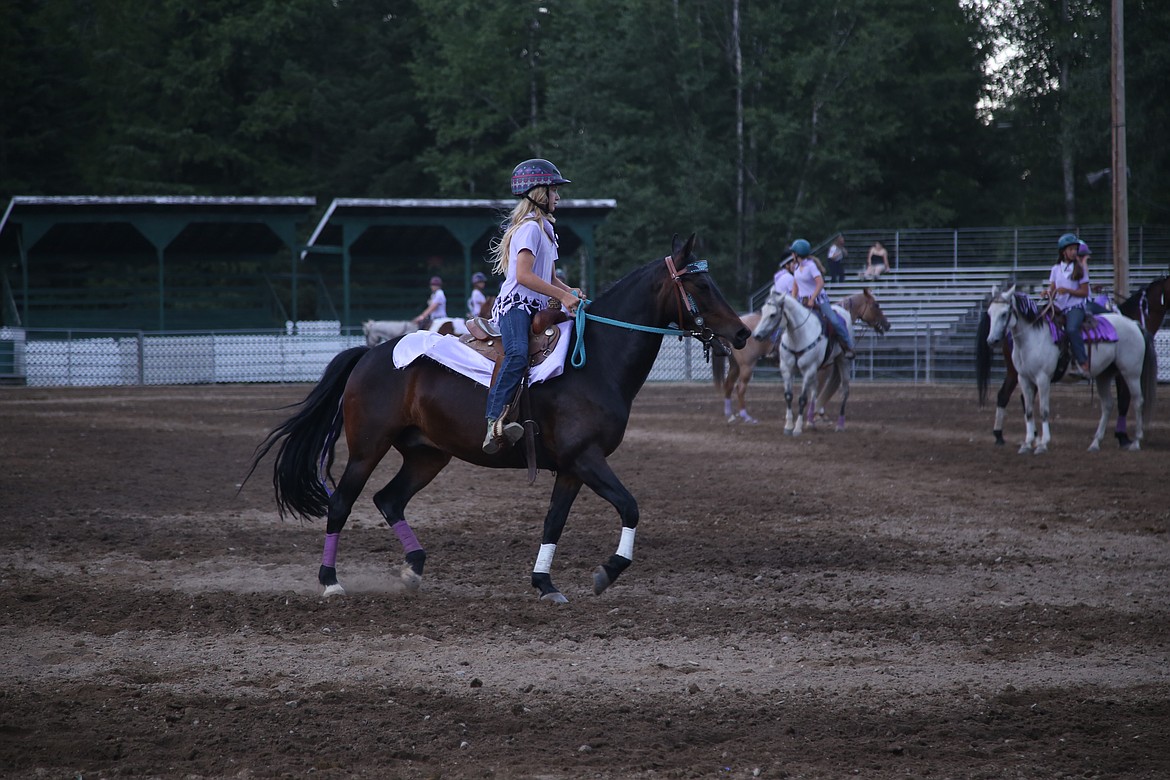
[984,285,1154,454]
[363,320,419,346]
[751,290,852,436]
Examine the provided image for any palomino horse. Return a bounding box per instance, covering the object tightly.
[979,286,1154,453]
[750,290,851,436]
[245,235,749,603]
[977,275,1168,447]
[810,292,891,430]
[713,290,889,426]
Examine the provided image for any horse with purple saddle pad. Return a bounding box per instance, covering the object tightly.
[1045,313,1117,344]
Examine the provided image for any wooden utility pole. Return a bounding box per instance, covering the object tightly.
[1111,0,1129,296]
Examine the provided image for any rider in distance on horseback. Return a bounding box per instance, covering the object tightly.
[482,159,585,454]
[789,238,855,359]
[1043,233,1093,379]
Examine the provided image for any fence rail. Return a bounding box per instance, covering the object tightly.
[3,322,1168,388]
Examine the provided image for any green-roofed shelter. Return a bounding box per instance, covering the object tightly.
[0,195,616,332]
[302,198,616,327]
[0,196,317,330]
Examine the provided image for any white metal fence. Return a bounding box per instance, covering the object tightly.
[4,322,1167,388]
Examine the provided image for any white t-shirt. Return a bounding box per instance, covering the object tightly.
[1047,261,1088,311]
[793,259,827,302]
[467,287,487,318]
[492,216,559,322]
[772,268,794,295]
[427,288,447,319]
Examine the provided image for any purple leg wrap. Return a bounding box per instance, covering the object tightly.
[393,520,423,555]
[1116,417,1127,433]
[322,532,340,568]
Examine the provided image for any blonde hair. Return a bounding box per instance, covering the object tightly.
[488,188,556,277]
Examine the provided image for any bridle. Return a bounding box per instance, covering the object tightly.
[568,255,724,367]
[764,291,822,356]
[843,293,887,334]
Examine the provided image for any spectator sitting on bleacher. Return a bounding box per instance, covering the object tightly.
[861,241,889,281]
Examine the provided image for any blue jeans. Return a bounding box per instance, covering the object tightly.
[1065,305,1087,364]
[817,300,854,349]
[486,307,532,421]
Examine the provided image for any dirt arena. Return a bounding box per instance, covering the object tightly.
[2,379,1168,779]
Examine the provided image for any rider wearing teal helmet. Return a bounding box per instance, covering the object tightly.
[1046,232,1091,377]
[789,237,855,358]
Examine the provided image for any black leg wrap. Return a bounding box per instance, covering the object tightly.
[993,429,1005,445]
[318,565,339,587]
[405,549,426,576]
[1116,432,1132,448]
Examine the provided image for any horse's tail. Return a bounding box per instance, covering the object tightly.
[711,351,727,389]
[243,346,370,520]
[1140,330,1157,426]
[975,310,994,407]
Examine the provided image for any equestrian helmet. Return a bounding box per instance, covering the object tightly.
[429,276,443,286]
[790,238,812,258]
[471,272,487,283]
[510,159,571,196]
[1077,241,1092,257]
[1057,233,1080,250]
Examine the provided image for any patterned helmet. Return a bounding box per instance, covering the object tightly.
[471,272,487,283]
[1057,233,1079,250]
[1077,241,1092,257]
[790,238,811,258]
[511,159,571,196]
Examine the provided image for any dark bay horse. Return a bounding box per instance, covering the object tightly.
[712,290,889,425]
[246,235,749,603]
[977,276,1167,446]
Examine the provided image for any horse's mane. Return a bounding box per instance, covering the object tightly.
[1012,292,1043,324]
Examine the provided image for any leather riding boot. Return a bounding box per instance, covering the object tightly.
[483,418,525,454]
[482,420,501,454]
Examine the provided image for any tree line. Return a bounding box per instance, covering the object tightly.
[2,0,1167,298]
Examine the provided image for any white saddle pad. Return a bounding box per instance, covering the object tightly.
[392,321,573,387]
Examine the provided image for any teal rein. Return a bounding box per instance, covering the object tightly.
[568,258,707,368]
[569,300,684,368]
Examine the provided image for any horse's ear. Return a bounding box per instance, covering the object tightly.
[990,284,1000,297]
[671,233,696,263]
[1005,284,1016,297]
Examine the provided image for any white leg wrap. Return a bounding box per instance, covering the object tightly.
[534,543,556,574]
[617,527,635,560]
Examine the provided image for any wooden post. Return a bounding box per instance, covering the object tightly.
[1111,0,1129,296]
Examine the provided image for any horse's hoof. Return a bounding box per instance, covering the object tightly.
[540,591,569,604]
[400,566,422,592]
[592,567,613,595]
[1034,446,1047,455]
[783,429,793,437]
[1017,444,1031,455]
[322,583,346,598]
[726,415,738,424]
[744,416,759,425]
[835,426,845,433]
[1126,442,1141,452]
[1088,442,1101,452]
